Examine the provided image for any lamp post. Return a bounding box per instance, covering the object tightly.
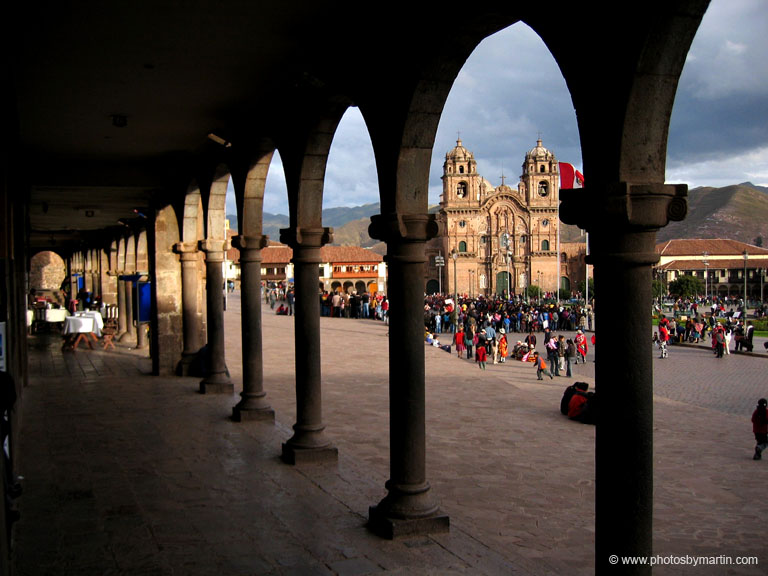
[469,269,474,298]
[743,250,748,310]
[452,250,458,298]
[759,268,765,304]
[435,253,445,295]
[702,252,709,302]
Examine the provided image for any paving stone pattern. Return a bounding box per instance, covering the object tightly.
[13,294,768,575]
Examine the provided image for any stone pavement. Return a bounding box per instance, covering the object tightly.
[11,293,768,575]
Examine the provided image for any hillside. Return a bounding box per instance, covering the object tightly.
[656,182,768,244]
[226,183,768,248]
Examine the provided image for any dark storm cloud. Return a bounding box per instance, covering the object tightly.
[245,0,766,217]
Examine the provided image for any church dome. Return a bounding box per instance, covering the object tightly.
[446,138,474,161]
[526,138,554,160]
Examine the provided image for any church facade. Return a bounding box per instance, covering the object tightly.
[426,138,567,297]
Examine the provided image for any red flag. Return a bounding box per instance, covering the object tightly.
[559,162,584,188]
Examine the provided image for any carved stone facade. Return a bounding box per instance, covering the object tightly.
[427,138,562,297]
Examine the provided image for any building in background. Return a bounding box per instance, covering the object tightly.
[427,138,586,298]
[233,244,387,294]
[655,238,768,300]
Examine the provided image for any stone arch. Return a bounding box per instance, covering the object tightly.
[29,251,67,292]
[125,234,137,273]
[136,230,148,273]
[229,139,276,238]
[183,181,204,245]
[204,164,231,241]
[280,104,349,230]
[152,204,183,376]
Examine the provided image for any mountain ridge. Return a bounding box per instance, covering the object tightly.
[227,183,767,248]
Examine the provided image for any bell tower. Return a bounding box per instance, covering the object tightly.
[521,138,559,207]
[520,138,560,292]
[442,138,480,205]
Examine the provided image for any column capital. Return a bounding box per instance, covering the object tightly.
[173,241,199,255]
[198,238,230,254]
[560,182,687,232]
[279,227,333,249]
[368,212,440,244]
[231,234,269,251]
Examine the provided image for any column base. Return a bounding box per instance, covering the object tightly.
[367,505,450,540]
[199,375,234,394]
[281,442,338,465]
[232,405,275,422]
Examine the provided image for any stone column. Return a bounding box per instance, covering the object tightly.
[561,182,687,572]
[232,235,274,422]
[115,274,127,338]
[198,239,233,394]
[278,227,337,464]
[367,213,449,539]
[174,242,204,375]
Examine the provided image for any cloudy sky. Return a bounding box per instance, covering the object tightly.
[230,0,768,216]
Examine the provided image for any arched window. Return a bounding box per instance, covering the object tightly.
[539,165,545,173]
[459,165,465,174]
[456,182,467,198]
[541,239,550,251]
[538,181,549,197]
[458,241,467,252]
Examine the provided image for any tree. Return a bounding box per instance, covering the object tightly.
[755,235,763,247]
[667,274,703,299]
[577,278,595,300]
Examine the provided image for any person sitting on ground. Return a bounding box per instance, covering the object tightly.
[568,382,596,424]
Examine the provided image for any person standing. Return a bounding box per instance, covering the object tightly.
[557,335,567,375]
[565,338,576,377]
[575,330,588,364]
[476,342,487,370]
[498,329,508,363]
[751,398,768,460]
[464,325,475,361]
[454,325,466,359]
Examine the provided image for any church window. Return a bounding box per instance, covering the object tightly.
[457,182,467,198]
[458,220,466,228]
[538,181,549,197]
[458,241,467,252]
[520,234,527,246]
[542,219,549,227]
[540,165,545,173]
[459,165,465,174]
[541,239,550,251]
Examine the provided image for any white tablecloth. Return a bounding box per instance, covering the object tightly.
[26,310,34,327]
[75,311,104,337]
[63,316,101,337]
[45,309,69,323]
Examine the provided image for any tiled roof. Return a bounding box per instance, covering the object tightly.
[657,258,768,271]
[655,238,768,257]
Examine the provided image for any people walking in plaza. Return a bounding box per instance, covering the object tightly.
[476,342,487,370]
[533,351,552,380]
[454,325,466,359]
[545,334,560,376]
[575,330,588,364]
[714,324,725,358]
[557,334,567,374]
[751,398,768,460]
[498,329,508,363]
[464,325,475,360]
[565,338,576,376]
